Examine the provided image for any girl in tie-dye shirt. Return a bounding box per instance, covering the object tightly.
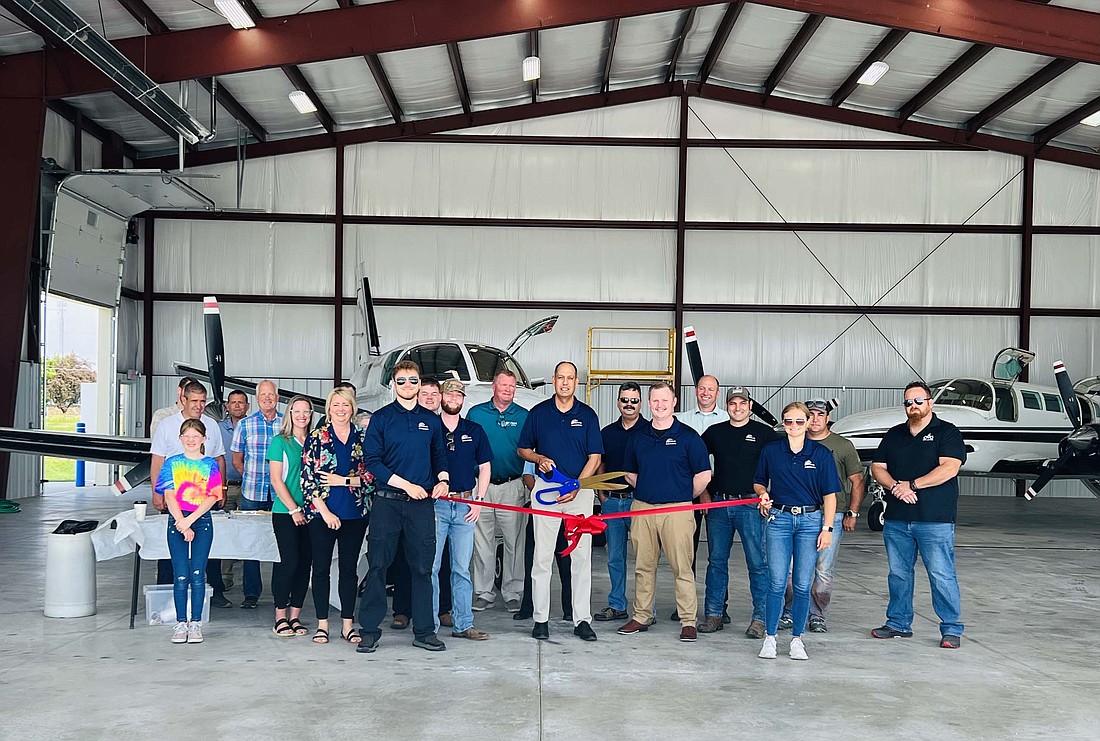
[154,418,223,644]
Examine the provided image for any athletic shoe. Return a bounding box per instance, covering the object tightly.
[697,616,724,634]
[789,636,808,660]
[532,622,549,640]
[679,626,698,642]
[171,622,188,644]
[412,635,446,652]
[758,635,777,659]
[594,607,629,622]
[187,621,204,644]
[940,634,961,649]
[808,616,827,633]
[240,596,258,609]
[210,594,232,609]
[871,625,914,639]
[573,621,597,642]
[472,598,492,611]
[778,613,793,631]
[505,599,522,613]
[355,635,379,653]
[744,619,766,639]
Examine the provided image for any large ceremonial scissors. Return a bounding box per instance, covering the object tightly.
[535,467,629,505]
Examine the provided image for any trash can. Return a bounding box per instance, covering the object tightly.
[44,519,99,618]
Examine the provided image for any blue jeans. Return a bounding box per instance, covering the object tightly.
[882,519,964,636]
[240,497,272,598]
[783,512,845,620]
[765,509,821,637]
[600,495,633,612]
[167,512,213,622]
[705,503,767,620]
[433,499,476,633]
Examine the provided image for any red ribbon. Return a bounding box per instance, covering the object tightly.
[438,495,761,556]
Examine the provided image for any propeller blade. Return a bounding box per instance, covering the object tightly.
[203,296,226,420]
[361,278,381,357]
[1025,447,1076,500]
[1054,360,1082,430]
[752,400,778,427]
[684,326,705,386]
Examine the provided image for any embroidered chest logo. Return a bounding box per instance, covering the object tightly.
[570,419,583,427]
[461,434,473,443]
[418,422,430,431]
[922,433,935,442]
[499,420,518,428]
[664,438,677,446]
[745,434,756,442]
[803,460,816,469]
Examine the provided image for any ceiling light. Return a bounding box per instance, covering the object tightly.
[1081,111,1100,127]
[288,90,317,114]
[215,0,256,30]
[522,56,541,83]
[857,61,890,86]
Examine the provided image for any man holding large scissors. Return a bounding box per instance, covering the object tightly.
[518,361,604,642]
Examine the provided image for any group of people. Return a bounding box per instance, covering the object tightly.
[153,363,968,659]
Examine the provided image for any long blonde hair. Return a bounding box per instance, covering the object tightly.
[279,395,315,438]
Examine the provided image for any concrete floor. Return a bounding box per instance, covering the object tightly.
[2,485,1099,740]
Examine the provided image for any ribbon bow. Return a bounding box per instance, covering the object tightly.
[559,514,608,556]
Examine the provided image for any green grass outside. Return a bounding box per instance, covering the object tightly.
[44,407,80,481]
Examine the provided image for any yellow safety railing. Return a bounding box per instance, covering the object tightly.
[586,327,675,404]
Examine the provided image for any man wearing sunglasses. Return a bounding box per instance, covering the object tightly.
[593,382,647,624]
[357,361,451,653]
[870,382,966,649]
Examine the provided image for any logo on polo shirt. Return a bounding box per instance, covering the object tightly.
[803,460,816,469]
[923,433,935,442]
[499,420,518,428]
[461,434,473,443]
[570,419,583,427]
[665,438,677,446]
[745,434,756,442]
[418,422,430,431]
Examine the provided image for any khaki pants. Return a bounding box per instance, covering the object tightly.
[531,479,593,625]
[472,478,527,604]
[630,500,697,627]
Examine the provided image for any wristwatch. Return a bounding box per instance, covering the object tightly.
[822,525,835,532]
[344,477,351,486]
[909,480,919,494]
[845,510,859,518]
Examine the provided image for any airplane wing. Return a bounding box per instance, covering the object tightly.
[0,427,152,493]
[173,363,331,414]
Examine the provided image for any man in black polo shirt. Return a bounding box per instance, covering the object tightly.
[593,382,646,623]
[357,360,450,653]
[699,386,779,638]
[870,381,967,649]
[616,381,711,642]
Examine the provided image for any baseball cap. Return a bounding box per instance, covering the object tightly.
[726,386,751,402]
[806,398,830,412]
[440,379,466,395]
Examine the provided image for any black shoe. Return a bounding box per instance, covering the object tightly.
[669,610,679,621]
[211,594,232,609]
[412,635,446,652]
[722,611,731,625]
[532,622,549,640]
[355,634,379,653]
[513,611,533,621]
[240,596,258,609]
[594,607,629,622]
[573,621,597,642]
[561,613,573,624]
[872,625,913,639]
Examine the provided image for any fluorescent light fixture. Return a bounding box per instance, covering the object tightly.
[1081,111,1100,127]
[215,0,256,30]
[522,56,541,82]
[288,90,318,114]
[857,60,890,86]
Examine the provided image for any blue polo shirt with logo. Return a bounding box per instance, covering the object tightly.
[466,400,527,480]
[363,400,448,492]
[517,397,603,479]
[873,413,966,523]
[600,416,647,493]
[754,438,842,508]
[445,417,494,493]
[623,419,710,505]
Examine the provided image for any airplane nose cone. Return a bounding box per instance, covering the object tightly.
[1068,425,1098,451]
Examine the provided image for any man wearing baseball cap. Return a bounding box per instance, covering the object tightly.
[699,386,780,638]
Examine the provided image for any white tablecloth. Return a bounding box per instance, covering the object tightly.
[91,510,281,562]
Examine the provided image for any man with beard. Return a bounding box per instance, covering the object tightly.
[870,381,966,649]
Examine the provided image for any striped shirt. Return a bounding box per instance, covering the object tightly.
[231,411,282,502]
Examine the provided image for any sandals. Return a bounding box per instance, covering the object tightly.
[341,628,362,645]
[312,628,330,644]
[273,618,295,637]
[289,618,308,636]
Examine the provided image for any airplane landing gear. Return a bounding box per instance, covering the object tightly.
[865,479,885,532]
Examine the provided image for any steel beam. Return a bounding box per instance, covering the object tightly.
[763,14,824,98]
[965,58,1076,137]
[529,29,540,103]
[601,19,619,95]
[831,29,907,107]
[665,8,696,84]
[365,54,403,124]
[898,44,991,122]
[447,42,472,116]
[698,2,744,85]
[1033,95,1100,150]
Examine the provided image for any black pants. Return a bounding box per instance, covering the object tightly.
[519,513,572,616]
[359,497,436,641]
[309,516,368,620]
[272,513,313,610]
[391,536,452,617]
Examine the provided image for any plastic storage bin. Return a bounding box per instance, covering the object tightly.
[143,584,212,625]
[44,526,98,618]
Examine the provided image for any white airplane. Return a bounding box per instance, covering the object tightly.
[831,348,1100,528]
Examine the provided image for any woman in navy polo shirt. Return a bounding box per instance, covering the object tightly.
[753,401,840,661]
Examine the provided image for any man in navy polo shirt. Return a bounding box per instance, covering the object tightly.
[870,381,966,649]
[518,360,603,642]
[433,379,493,641]
[616,381,710,642]
[357,360,451,654]
[593,382,646,624]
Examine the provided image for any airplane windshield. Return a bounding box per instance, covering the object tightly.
[929,379,993,412]
[466,345,531,387]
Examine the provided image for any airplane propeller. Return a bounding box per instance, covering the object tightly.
[202,296,227,421]
[1026,359,1099,499]
[683,326,778,427]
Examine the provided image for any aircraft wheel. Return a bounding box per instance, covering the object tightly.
[868,501,885,532]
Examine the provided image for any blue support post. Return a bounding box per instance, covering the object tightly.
[75,422,86,487]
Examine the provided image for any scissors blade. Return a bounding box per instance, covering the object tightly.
[579,472,630,489]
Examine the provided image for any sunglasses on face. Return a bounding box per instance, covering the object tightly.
[782,418,807,426]
[903,398,928,408]
[394,377,420,386]
[619,397,641,405]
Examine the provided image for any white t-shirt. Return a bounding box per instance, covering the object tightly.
[150,411,227,459]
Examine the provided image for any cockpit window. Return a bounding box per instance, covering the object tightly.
[930,379,993,412]
[466,345,530,387]
[401,344,470,382]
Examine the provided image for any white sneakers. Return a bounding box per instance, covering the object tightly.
[789,636,808,660]
[171,621,204,644]
[759,635,810,660]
